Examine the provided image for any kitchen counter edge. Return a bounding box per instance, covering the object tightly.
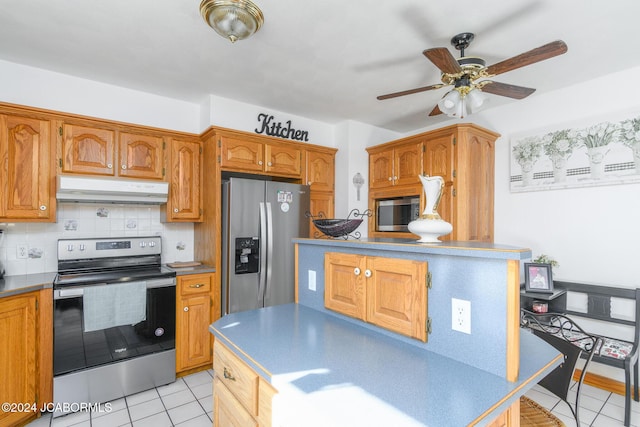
[0,272,56,299]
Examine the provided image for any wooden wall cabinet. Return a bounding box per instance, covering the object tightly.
[163,138,203,222]
[213,340,276,427]
[219,133,302,178]
[367,124,499,242]
[0,289,53,426]
[60,122,165,180]
[324,252,428,342]
[0,113,55,221]
[367,140,423,189]
[304,147,336,237]
[176,272,218,373]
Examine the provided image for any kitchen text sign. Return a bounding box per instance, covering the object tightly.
[255,113,309,142]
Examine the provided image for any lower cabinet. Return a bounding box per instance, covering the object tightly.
[176,273,216,373]
[213,340,276,427]
[324,252,429,342]
[0,289,52,426]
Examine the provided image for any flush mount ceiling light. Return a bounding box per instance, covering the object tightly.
[200,0,264,43]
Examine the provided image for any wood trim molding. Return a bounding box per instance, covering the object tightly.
[506,259,520,382]
[573,369,627,396]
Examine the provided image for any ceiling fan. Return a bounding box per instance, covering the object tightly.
[377,32,568,117]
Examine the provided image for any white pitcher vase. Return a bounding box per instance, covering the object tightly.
[407,175,453,243]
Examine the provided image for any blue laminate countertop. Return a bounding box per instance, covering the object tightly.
[293,238,532,261]
[0,272,55,299]
[211,304,561,427]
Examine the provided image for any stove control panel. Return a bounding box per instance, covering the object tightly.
[58,236,162,260]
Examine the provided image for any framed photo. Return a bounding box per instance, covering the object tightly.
[524,263,554,293]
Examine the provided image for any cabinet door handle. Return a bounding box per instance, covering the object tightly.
[121,164,127,169]
[223,367,236,381]
[189,283,205,288]
[364,269,372,278]
[388,177,392,181]
[107,163,113,169]
[174,208,179,213]
[258,160,263,165]
[354,267,361,276]
[39,205,47,211]
[183,306,189,312]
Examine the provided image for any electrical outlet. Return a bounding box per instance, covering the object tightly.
[17,244,28,259]
[308,270,316,291]
[451,298,471,334]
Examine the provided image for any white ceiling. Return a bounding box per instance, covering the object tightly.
[1,0,639,133]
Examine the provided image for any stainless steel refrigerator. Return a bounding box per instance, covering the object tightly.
[221,177,310,315]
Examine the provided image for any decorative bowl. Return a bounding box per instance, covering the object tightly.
[312,218,363,238]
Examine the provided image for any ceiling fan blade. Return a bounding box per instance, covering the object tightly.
[481,81,536,99]
[423,47,462,74]
[377,83,444,100]
[485,40,567,76]
[428,104,442,116]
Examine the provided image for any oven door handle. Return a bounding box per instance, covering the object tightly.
[54,287,86,300]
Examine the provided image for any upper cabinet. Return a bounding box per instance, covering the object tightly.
[304,148,335,192]
[60,123,165,180]
[163,137,203,222]
[368,140,423,189]
[0,113,55,221]
[367,124,499,242]
[219,132,302,178]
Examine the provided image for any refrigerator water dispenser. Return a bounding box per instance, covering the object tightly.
[235,237,260,274]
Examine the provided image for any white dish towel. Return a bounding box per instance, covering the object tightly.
[83,281,147,332]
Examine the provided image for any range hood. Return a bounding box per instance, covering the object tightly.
[57,175,169,204]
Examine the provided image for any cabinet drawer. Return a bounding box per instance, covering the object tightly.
[214,377,258,427]
[179,273,212,296]
[214,341,259,416]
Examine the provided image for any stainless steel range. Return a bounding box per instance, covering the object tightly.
[53,236,176,414]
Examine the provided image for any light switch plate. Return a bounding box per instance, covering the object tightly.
[308,270,316,291]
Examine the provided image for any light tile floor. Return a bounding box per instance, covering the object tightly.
[25,370,640,426]
[525,381,640,427]
[26,370,214,427]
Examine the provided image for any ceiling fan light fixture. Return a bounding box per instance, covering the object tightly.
[200,0,264,43]
[438,90,460,115]
[466,88,488,112]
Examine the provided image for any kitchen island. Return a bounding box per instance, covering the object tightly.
[210,304,561,426]
[209,238,563,426]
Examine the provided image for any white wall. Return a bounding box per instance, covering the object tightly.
[334,121,401,234]
[0,60,200,133]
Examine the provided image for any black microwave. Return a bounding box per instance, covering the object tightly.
[375,197,420,232]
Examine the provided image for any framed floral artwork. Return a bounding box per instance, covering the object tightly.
[510,110,640,192]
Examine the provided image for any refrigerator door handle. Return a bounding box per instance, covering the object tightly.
[258,202,268,306]
[265,202,274,302]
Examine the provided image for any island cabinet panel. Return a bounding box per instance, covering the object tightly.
[325,252,428,342]
[0,113,55,221]
[213,340,275,427]
[366,256,428,342]
[324,252,367,320]
[214,377,257,427]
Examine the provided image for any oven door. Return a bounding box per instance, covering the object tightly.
[53,277,176,376]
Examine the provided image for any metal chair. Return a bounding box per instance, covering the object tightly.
[521,309,602,427]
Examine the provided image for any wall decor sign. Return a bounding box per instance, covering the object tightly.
[510,111,640,192]
[254,113,309,142]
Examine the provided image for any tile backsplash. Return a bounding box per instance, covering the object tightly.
[0,203,194,276]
